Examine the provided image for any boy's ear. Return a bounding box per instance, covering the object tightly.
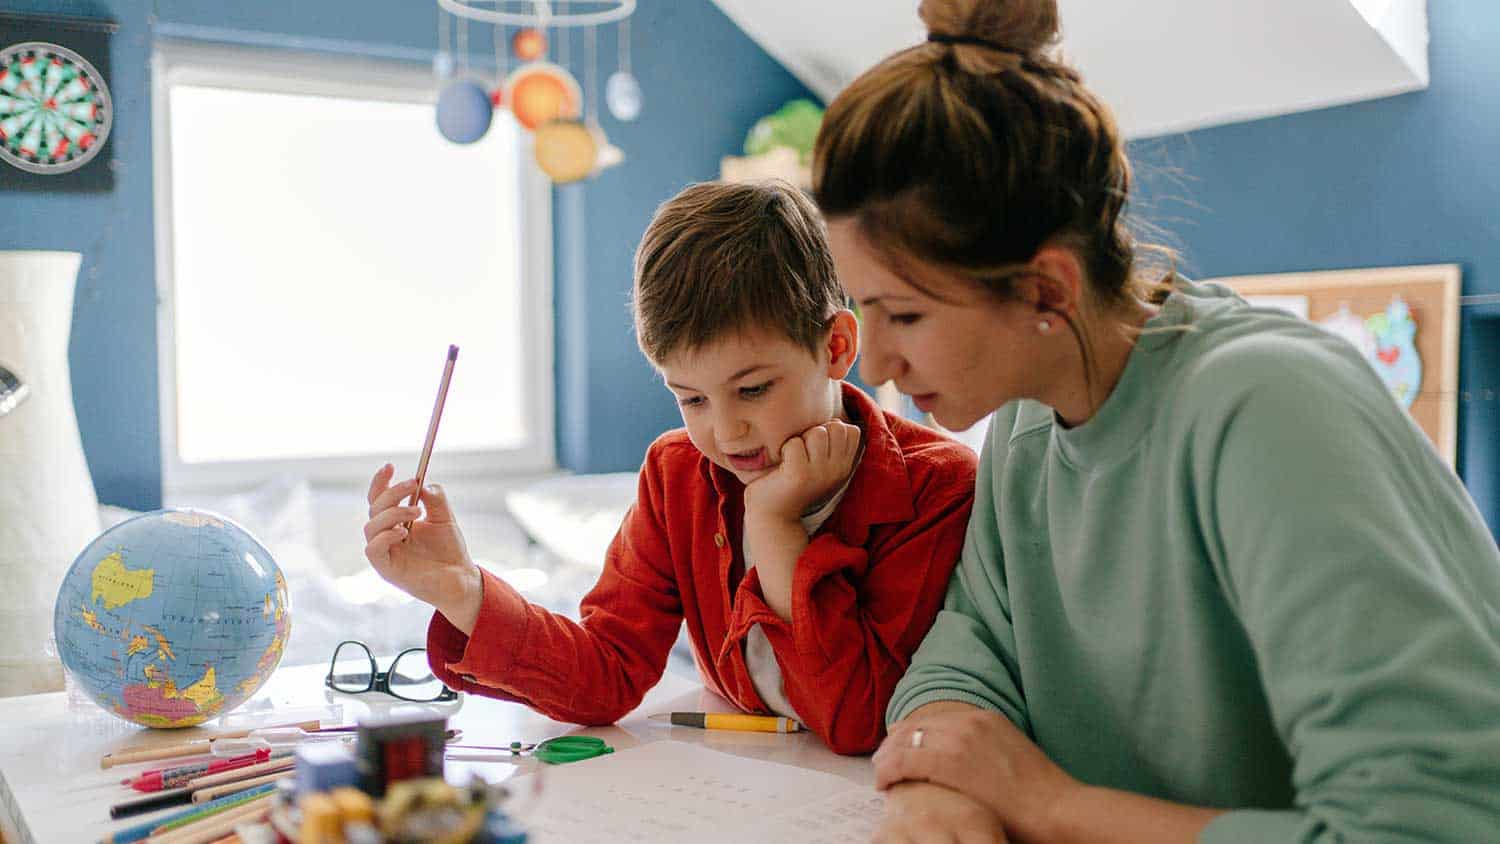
[824,309,859,379]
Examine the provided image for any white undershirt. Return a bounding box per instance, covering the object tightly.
[741,468,857,722]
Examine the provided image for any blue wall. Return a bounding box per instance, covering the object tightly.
[1128,0,1500,534]
[1,0,811,508]
[10,1,1494,532]
[551,2,814,472]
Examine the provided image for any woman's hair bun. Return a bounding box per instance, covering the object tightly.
[919,0,1060,57]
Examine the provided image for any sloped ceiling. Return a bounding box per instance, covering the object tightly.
[711,0,1428,139]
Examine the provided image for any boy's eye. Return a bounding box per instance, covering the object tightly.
[890,313,922,326]
[677,395,704,408]
[739,381,773,399]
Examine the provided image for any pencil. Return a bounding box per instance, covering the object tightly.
[100,720,320,769]
[110,787,196,820]
[101,783,278,844]
[404,344,458,531]
[184,758,295,791]
[648,712,803,733]
[149,801,272,844]
[150,790,273,835]
[191,769,294,803]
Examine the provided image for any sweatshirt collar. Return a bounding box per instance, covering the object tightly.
[1052,274,1199,467]
[704,382,914,542]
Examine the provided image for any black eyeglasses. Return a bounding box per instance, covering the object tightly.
[324,640,458,702]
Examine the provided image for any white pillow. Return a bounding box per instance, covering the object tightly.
[504,472,638,571]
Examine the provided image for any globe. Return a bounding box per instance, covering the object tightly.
[52,509,291,728]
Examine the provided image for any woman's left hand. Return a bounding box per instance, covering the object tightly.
[874,708,1080,841]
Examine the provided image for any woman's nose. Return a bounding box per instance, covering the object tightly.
[860,342,904,389]
[858,322,898,386]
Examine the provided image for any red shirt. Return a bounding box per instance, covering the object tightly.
[427,383,976,754]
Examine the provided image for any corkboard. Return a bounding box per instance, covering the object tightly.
[1211,264,1461,466]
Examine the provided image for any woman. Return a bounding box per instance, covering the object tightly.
[813,1,1500,841]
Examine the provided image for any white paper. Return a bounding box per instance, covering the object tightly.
[739,787,886,843]
[511,740,881,843]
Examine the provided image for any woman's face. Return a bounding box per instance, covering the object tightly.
[827,219,1047,432]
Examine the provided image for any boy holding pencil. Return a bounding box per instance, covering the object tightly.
[362,181,975,754]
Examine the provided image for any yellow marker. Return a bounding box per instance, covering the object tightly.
[648,712,803,733]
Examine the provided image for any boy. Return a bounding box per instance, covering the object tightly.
[362,181,975,754]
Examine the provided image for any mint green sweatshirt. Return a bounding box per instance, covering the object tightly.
[888,278,1500,841]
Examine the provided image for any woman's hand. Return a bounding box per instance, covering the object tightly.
[875,707,1079,842]
[874,781,1008,844]
[363,463,482,633]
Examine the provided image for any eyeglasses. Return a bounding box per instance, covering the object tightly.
[324,640,458,702]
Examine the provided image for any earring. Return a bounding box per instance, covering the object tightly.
[1038,319,1052,333]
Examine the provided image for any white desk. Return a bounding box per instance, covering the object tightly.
[0,662,874,843]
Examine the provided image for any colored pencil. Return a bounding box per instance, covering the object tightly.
[101,783,277,841]
[403,344,458,531]
[184,757,294,791]
[149,801,272,844]
[191,769,294,804]
[150,789,273,835]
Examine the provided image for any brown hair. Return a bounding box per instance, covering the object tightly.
[632,180,843,365]
[813,0,1168,316]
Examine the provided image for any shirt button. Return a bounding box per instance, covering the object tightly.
[713,533,726,548]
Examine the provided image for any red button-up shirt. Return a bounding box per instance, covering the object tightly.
[427,383,976,754]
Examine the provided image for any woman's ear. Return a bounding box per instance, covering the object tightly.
[824,309,860,379]
[1026,245,1087,318]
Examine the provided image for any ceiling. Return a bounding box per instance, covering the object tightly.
[710,0,1428,139]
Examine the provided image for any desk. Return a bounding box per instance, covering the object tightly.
[0,662,874,843]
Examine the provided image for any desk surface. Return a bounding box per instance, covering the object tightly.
[0,662,873,843]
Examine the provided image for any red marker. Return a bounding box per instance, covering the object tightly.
[123,748,271,792]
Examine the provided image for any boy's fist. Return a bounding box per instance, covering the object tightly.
[745,420,862,523]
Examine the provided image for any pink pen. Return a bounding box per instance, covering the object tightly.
[124,748,271,792]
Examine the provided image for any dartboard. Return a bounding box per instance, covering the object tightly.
[0,41,112,175]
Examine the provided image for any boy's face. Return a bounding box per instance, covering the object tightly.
[659,319,856,486]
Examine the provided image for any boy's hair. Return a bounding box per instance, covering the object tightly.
[632,180,843,365]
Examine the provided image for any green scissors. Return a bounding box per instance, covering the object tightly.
[506,736,613,765]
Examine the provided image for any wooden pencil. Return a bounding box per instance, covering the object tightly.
[150,790,273,835]
[100,720,320,769]
[191,770,294,804]
[148,801,272,844]
[184,757,294,790]
[403,344,459,531]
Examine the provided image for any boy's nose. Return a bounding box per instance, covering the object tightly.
[714,414,750,443]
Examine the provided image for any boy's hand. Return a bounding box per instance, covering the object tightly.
[363,463,483,634]
[744,420,861,523]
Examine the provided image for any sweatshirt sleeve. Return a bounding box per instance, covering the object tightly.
[726,444,976,755]
[884,421,1033,736]
[1193,337,1500,842]
[426,445,684,725]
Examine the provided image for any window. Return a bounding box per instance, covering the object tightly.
[152,43,552,493]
